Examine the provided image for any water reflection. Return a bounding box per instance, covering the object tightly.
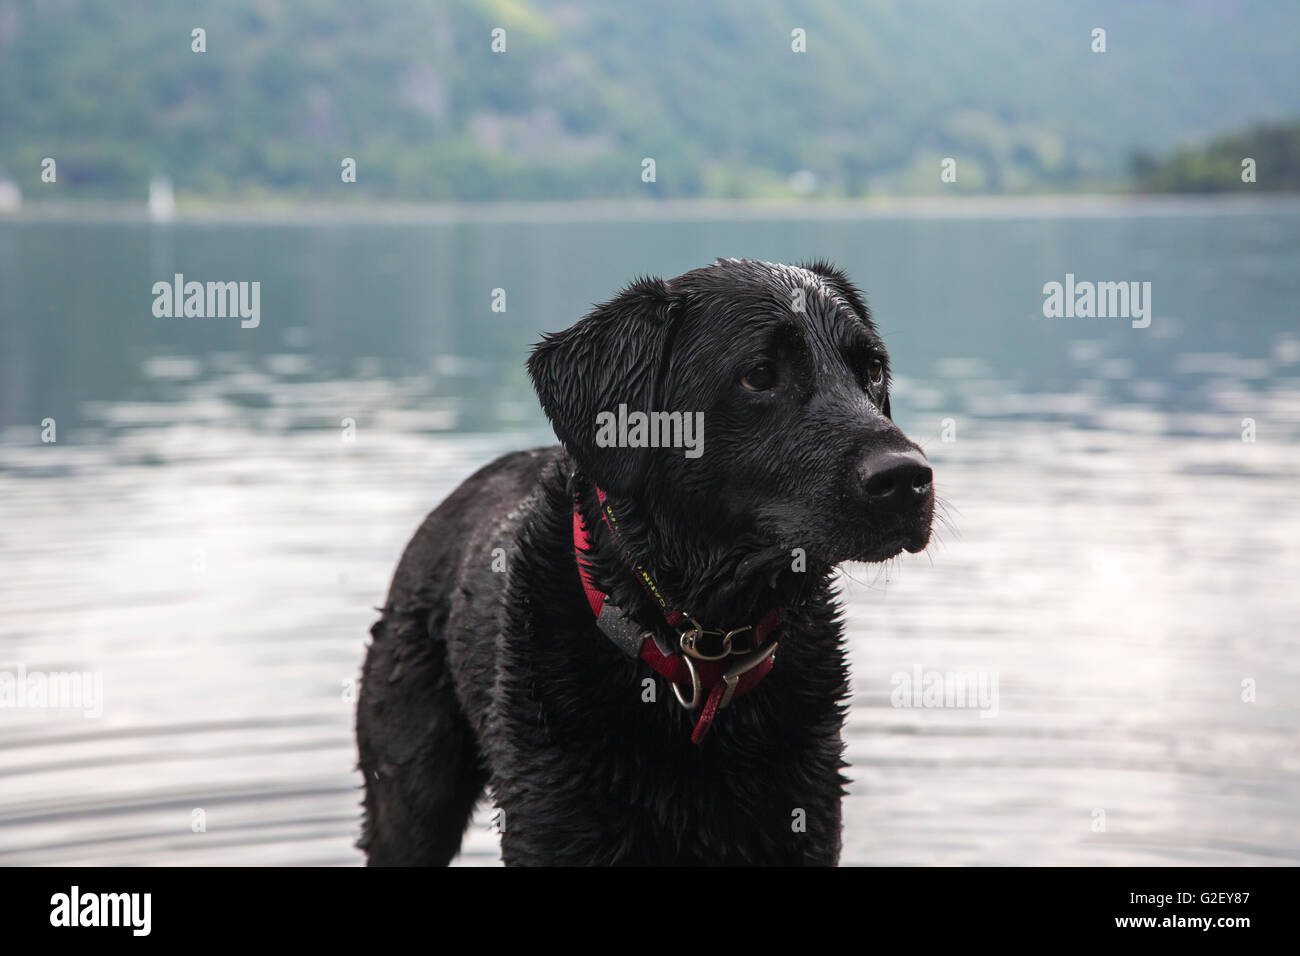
[1,207,1297,865]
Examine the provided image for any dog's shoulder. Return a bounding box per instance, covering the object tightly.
[382,446,562,617]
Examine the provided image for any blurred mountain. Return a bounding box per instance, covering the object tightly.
[1132,122,1300,192]
[1,0,1298,200]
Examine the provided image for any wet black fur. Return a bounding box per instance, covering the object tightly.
[356,258,932,866]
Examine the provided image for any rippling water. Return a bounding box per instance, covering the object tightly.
[1,201,1298,865]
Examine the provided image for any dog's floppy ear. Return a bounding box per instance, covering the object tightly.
[528,276,676,496]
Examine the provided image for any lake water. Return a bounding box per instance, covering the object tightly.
[1,199,1298,865]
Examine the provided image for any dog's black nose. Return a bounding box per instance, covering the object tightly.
[860,450,932,507]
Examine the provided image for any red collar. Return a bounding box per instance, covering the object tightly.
[572,488,781,744]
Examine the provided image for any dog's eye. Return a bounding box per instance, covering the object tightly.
[865,358,885,389]
[741,362,779,391]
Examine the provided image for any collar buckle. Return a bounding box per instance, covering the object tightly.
[717,641,779,710]
[672,640,780,714]
[679,617,755,661]
[671,655,702,710]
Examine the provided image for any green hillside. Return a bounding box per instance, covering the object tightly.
[1,0,1298,201]
[1133,122,1300,193]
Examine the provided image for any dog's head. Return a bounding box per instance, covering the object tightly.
[529,258,933,565]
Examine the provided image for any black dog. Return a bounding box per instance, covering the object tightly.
[356,258,934,865]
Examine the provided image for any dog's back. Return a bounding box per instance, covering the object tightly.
[356,447,556,865]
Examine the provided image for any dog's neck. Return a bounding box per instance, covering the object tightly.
[569,469,830,633]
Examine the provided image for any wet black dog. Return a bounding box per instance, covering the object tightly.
[356,258,934,865]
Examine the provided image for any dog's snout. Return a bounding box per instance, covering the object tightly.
[860,450,932,506]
